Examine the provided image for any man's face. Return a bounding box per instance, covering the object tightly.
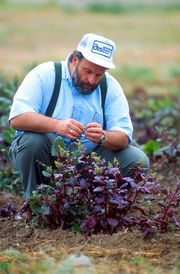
[71,58,106,95]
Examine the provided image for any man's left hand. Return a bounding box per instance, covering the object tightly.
[85,122,103,144]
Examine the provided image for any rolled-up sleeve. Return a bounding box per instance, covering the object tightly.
[8,62,55,122]
[9,71,44,122]
[105,75,133,143]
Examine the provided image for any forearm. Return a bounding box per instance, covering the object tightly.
[10,112,84,140]
[10,112,61,133]
[102,130,129,151]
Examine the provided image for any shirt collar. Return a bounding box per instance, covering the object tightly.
[63,56,73,86]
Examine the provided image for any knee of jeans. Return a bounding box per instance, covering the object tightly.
[20,133,50,155]
[135,149,150,170]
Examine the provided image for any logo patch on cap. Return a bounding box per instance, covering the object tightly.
[91,40,113,59]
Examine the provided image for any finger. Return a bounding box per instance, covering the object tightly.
[69,120,84,136]
[85,131,102,143]
[86,122,101,129]
[86,131,101,137]
[68,129,73,135]
[67,128,83,140]
[67,130,77,141]
[70,119,84,131]
[86,127,102,135]
[68,127,83,138]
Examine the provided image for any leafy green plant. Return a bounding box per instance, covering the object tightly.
[142,140,159,159]
[0,73,19,129]
[0,73,21,194]
[0,73,19,98]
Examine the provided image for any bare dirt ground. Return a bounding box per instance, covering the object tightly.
[0,160,179,273]
[0,193,179,272]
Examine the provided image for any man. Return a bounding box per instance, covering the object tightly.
[9,33,149,205]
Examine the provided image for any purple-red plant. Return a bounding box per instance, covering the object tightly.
[0,202,16,218]
[29,137,180,237]
[155,178,180,232]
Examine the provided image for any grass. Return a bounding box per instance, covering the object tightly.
[87,3,180,15]
[1,1,180,13]
[117,66,156,83]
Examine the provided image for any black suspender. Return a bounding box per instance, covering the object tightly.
[99,74,107,130]
[45,62,62,117]
[45,62,107,129]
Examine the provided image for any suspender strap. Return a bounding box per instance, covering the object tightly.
[100,75,107,130]
[45,62,62,117]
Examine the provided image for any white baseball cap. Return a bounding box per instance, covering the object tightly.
[77,33,116,69]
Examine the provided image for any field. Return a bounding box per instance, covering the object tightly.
[0,3,180,274]
[0,3,180,95]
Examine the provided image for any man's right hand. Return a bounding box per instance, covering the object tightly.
[56,118,84,140]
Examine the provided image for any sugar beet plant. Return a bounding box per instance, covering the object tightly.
[29,137,180,237]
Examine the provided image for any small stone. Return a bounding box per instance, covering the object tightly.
[64,254,92,267]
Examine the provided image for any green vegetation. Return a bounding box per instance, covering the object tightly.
[0,73,21,194]
[1,1,180,14]
[118,66,156,83]
[87,3,180,14]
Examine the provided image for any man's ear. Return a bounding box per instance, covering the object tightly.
[71,56,79,65]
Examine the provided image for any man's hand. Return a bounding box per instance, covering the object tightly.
[85,122,129,151]
[85,122,103,144]
[56,118,84,140]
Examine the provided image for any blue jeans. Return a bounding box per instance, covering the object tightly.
[9,132,149,201]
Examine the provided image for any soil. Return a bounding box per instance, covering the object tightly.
[0,160,179,272]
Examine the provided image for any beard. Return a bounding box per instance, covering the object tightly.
[72,64,99,95]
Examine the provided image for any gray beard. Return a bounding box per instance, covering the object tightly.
[72,66,98,95]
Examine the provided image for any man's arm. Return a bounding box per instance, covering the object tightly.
[10,112,84,140]
[101,130,128,150]
[85,122,129,151]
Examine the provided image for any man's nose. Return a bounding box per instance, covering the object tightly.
[88,74,96,85]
